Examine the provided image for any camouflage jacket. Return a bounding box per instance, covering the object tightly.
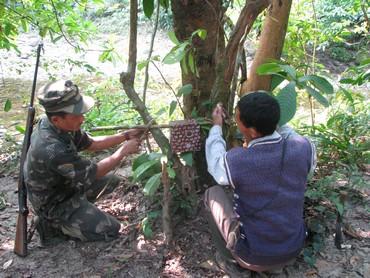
[24,116,97,219]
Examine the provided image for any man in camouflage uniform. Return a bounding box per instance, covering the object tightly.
[24,80,142,245]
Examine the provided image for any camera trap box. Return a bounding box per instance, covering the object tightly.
[170,119,201,153]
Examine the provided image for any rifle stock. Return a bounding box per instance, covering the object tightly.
[14,43,42,257]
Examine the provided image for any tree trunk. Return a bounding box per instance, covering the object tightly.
[242,0,292,93]
[171,0,224,118]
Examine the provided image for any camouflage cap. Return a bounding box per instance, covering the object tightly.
[37,80,94,114]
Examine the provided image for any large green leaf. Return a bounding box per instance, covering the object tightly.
[133,160,158,182]
[299,75,334,94]
[169,100,177,117]
[162,43,188,64]
[178,84,193,96]
[168,31,179,45]
[4,99,12,112]
[132,153,150,171]
[256,63,281,75]
[271,74,286,91]
[143,173,161,196]
[275,82,297,126]
[305,86,329,107]
[143,0,154,18]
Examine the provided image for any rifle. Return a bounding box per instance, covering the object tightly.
[14,43,43,257]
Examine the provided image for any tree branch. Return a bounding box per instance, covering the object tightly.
[151,61,186,117]
[49,0,78,49]
[224,0,270,85]
[143,0,160,104]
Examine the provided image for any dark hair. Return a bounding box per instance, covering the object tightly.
[236,92,280,136]
[46,111,68,121]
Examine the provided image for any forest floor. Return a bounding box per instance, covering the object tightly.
[0,168,370,278]
[1,26,370,277]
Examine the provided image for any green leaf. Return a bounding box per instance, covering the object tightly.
[305,86,329,107]
[279,64,297,80]
[168,31,179,45]
[178,84,193,96]
[142,217,153,238]
[188,52,196,73]
[143,173,161,196]
[275,82,297,126]
[143,0,154,18]
[159,0,169,9]
[162,43,188,64]
[339,86,354,103]
[15,125,25,134]
[299,75,334,94]
[132,153,150,171]
[21,19,28,32]
[133,160,158,181]
[169,101,177,117]
[137,60,149,71]
[271,74,286,91]
[4,99,12,112]
[180,58,188,75]
[256,62,282,75]
[167,166,176,179]
[180,152,193,166]
[194,29,207,40]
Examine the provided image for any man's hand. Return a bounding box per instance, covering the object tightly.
[120,138,141,155]
[122,129,145,140]
[212,103,226,126]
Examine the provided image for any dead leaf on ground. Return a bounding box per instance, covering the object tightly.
[3,259,12,270]
[199,260,220,272]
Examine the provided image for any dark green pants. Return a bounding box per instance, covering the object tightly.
[38,174,121,243]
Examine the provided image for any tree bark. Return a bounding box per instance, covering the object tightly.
[242,0,292,93]
[171,0,224,118]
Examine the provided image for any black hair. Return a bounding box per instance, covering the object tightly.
[46,111,68,121]
[236,92,280,136]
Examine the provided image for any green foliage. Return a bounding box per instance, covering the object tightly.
[141,216,154,238]
[132,152,162,195]
[257,61,334,125]
[163,29,207,76]
[0,0,100,51]
[83,78,141,132]
[309,91,369,170]
[328,46,354,62]
[340,58,370,86]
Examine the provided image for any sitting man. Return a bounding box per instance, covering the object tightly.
[24,80,143,245]
[205,92,316,272]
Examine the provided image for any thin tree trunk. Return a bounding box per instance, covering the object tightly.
[242,0,292,93]
[162,161,172,246]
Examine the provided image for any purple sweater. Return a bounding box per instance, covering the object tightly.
[225,134,312,265]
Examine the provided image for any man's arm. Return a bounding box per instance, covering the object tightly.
[87,129,144,152]
[205,125,230,185]
[95,139,140,178]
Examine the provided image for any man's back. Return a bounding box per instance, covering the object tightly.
[225,132,312,264]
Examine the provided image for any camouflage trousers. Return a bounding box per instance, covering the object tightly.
[36,174,121,243]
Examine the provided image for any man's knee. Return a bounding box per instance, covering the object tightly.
[204,185,224,209]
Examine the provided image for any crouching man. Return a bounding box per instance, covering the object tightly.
[205,92,316,272]
[24,80,143,245]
